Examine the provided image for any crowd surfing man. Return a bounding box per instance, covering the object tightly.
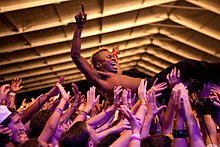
[71,3,220,105]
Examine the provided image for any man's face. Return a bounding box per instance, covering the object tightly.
[96,51,118,73]
[54,118,69,138]
[7,114,27,144]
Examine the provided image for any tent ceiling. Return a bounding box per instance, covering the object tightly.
[0,0,220,93]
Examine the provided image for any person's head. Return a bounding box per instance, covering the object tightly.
[0,106,27,145]
[141,134,172,147]
[59,121,99,147]
[91,48,118,73]
[98,133,120,147]
[29,109,53,138]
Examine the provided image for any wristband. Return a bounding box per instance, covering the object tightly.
[79,110,88,118]
[9,92,16,96]
[172,129,188,138]
[130,133,141,141]
[140,103,147,107]
[77,24,84,28]
[104,109,110,116]
[55,108,63,115]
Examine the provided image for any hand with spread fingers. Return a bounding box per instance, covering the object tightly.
[148,78,167,98]
[113,85,123,108]
[127,89,136,109]
[167,67,181,89]
[48,76,65,97]
[118,105,141,134]
[86,86,100,109]
[146,90,166,117]
[11,78,23,92]
[0,84,11,103]
[210,84,220,97]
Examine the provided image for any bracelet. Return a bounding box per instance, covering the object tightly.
[104,109,110,116]
[55,108,63,115]
[77,24,84,28]
[9,92,16,96]
[172,129,188,138]
[140,103,147,107]
[79,110,88,118]
[130,133,141,141]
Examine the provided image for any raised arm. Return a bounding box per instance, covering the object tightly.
[86,85,121,128]
[20,76,64,124]
[71,86,100,125]
[38,82,69,143]
[173,90,187,147]
[71,3,100,84]
[0,84,10,104]
[162,67,181,134]
[174,83,204,146]
[61,83,82,123]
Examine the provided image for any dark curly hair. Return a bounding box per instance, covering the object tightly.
[29,109,53,138]
[59,121,90,147]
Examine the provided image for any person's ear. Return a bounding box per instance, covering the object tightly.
[88,140,94,147]
[95,62,102,69]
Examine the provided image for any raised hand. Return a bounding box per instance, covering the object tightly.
[166,67,181,88]
[56,82,70,101]
[48,76,65,97]
[146,90,166,117]
[86,86,100,108]
[118,105,141,133]
[71,83,82,107]
[75,3,87,27]
[148,78,167,98]
[127,89,136,109]
[173,90,185,118]
[138,79,148,104]
[210,84,220,97]
[197,82,211,98]
[11,78,23,92]
[113,85,123,108]
[0,84,11,103]
[112,46,120,57]
[112,119,131,133]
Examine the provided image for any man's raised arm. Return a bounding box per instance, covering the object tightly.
[71,3,100,83]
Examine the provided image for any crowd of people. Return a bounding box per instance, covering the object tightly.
[1,3,220,147]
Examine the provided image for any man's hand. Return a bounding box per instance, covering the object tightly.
[197,82,211,98]
[0,84,10,103]
[86,86,100,108]
[138,79,148,104]
[118,105,142,133]
[166,67,181,88]
[75,3,87,27]
[113,85,123,108]
[148,78,167,98]
[48,76,65,97]
[112,46,120,58]
[210,84,220,97]
[146,90,166,117]
[11,78,23,92]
